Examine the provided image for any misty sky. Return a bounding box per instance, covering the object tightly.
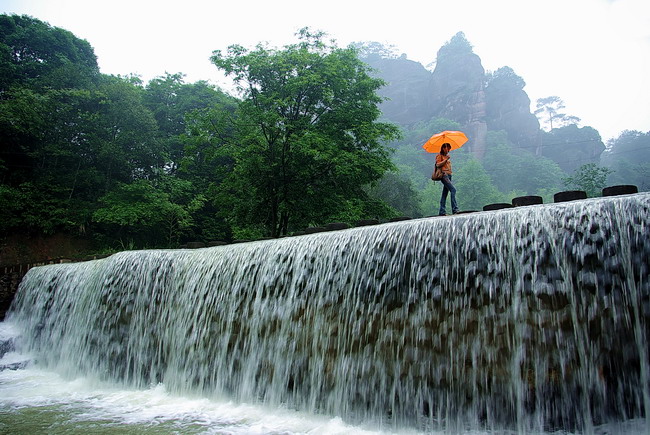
[2,0,649,142]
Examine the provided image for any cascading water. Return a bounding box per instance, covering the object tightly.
[2,193,649,433]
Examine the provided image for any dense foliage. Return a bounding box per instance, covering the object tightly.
[0,16,401,251]
[601,130,650,191]
[208,29,400,237]
[1,14,646,256]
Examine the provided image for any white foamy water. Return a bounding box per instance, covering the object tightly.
[3,194,650,434]
[1,346,647,435]
[0,323,406,435]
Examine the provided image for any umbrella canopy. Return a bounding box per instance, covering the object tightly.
[422,130,468,153]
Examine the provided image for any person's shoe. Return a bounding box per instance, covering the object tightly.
[438,213,446,216]
[453,210,460,214]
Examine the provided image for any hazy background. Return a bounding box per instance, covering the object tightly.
[1,0,649,141]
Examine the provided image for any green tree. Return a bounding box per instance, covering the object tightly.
[482,131,566,195]
[0,14,99,93]
[540,124,605,174]
[0,84,113,235]
[454,156,505,211]
[208,29,400,236]
[0,74,163,237]
[0,14,225,249]
[437,31,473,62]
[0,14,100,190]
[420,182,444,217]
[486,66,526,90]
[143,73,236,172]
[92,177,204,248]
[562,163,613,197]
[0,182,77,235]
[600,130,650,191]
[180,99,239,242]
[534,96,580,131]
[0,15,102,236]
[368,171,422,218]
[351,41,399,61]
[90,75,163,190]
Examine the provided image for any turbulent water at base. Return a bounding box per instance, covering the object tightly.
[2,194,650,434]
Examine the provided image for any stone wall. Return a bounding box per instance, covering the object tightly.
[0,259,73,320]
[0,264,23,320]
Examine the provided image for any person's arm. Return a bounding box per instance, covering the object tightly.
[436,156,450,168]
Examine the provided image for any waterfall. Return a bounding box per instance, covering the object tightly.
[7,194,650,433]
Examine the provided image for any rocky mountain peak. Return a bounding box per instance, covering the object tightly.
[361,33,541,160]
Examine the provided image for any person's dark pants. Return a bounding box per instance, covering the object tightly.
[439,174,458,215]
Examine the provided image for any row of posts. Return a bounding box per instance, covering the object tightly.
[180,185,639,247]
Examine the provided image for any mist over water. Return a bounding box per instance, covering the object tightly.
[2,194,649,434]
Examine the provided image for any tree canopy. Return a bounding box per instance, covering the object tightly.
[540,124,605,173]
[437,32,474,61]
[0,14,99,92]
[534,96,580,131]
[600,130,650,190]
[562,163,613,197]
[208,29,400,237]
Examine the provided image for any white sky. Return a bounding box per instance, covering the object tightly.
[2,0,649,142]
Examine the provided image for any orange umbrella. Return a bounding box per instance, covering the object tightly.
[422,130,468,153]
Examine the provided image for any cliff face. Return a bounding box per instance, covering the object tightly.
[363,35,540,160]
[364,55,434,125]
[430,49,487,158]
[484,68,542,155]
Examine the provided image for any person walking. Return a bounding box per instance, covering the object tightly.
[436,142,459,216]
